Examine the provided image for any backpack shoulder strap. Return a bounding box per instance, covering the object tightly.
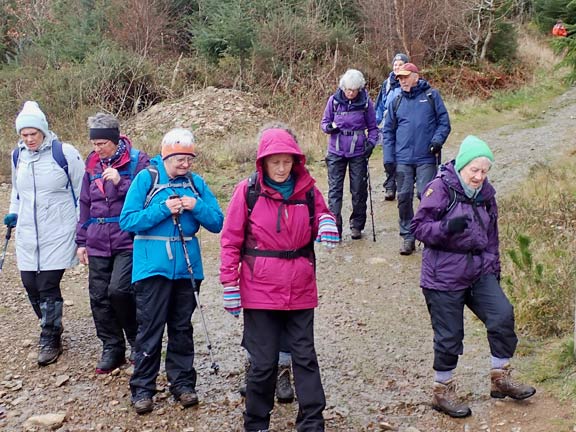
[305,187,315,227]
[11,147,20,169]
[426,91,438,123]
[51,140,77,207]
[246,171,260,215]
[126,148,140,179]
[144,165,160,208]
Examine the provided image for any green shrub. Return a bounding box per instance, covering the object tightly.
[500,164,576,337]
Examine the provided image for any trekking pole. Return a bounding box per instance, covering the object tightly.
[366,164,376,242]
[0,226,13,273]
[172,210,219,374]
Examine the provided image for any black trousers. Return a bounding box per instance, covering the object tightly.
[88,251,137,352]
[21,270,64,319]
[422,274,518,371]
[242,309,325,432]
[325,153,368,233]
[130,276,200,400]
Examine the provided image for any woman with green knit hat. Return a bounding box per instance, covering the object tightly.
[410,135,536,418]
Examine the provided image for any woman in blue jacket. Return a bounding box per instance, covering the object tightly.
[119,128,224,415]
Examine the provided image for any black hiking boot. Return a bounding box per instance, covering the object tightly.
[95,348,126,374]
[38,344,63,366]
[384,190,396,201]
[350,228,362,240]
[275,365,295,403]
[133,397,153,415]
[239,359,250,397]
[399,238,416,255]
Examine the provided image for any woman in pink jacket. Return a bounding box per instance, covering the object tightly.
[220,123,339,432]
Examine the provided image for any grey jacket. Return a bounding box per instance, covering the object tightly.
[9,131,84,271]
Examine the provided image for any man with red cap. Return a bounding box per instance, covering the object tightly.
[383,62,451,255]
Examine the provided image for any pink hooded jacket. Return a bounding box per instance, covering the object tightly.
[220,128,333,310]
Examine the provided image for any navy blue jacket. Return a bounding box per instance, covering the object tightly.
[383,79,451,165]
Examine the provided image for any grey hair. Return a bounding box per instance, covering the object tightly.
[257,121,299,145]
[161,127,195,147]
[339,69,366,90]
[87,112,120,130]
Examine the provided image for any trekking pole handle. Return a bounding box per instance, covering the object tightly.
[5,225,13,240]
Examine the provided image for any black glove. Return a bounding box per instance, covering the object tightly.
[384,163,396,175]
[363,141,375,159]
[429,141,443,155]
[445,215,469,234]
[326,123,340,134]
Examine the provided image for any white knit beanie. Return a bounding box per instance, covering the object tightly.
[15,101,49,137]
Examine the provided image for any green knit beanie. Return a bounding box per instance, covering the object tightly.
[455,135,494,172]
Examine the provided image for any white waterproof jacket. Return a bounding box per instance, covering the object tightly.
[9,131,84,271]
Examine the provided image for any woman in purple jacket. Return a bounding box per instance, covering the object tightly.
[76,113,150,374]
[321,69,378,240]
[411,136,535,418]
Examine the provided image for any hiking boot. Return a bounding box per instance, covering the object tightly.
[351,228,362,240]
[239,359,250,397]
[129,346,136,365]
[37,344,63,366]
[399,238,416,255]
[177,391,199,408]
[133,397,153,415]
[384,190,395,201]
[490,364,536,400]
[95,349,126,374]
[275,365,295,403]
[431,379,471,418]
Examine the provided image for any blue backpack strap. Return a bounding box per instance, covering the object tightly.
[50,140,77,207]
[117,148,140,178]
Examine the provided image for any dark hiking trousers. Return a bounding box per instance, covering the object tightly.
[325,153,368,233]
[21,270,65,346]
[88,251,137,353]
[383,162,397,194]
[396,163,436,240]
[130,276,200,401]
[422,274,518,372]
[242,309,325,432]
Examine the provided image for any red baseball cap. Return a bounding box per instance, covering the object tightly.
[395,63,419,76]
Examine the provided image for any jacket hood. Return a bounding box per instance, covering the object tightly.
[256,128,306,167]
[333,88,369,110]
[403,78,431,98]
[439,160,496,202]
[255,128,313,194]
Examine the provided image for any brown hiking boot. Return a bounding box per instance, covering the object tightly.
[490,364,536,400]
[178,391,199,408]
[351,228,362,240]
[431,379,471,418]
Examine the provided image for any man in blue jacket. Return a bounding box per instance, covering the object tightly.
[383,63,451,255]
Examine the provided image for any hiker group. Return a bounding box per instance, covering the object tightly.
[4,53,535,432]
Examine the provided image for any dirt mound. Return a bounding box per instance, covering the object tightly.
[123,87,273,141]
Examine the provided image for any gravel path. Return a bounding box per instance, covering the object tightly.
[0,87,575,431]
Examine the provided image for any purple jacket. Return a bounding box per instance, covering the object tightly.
[321,88,378,157]
[411,161,500,291]
[76,137,150,257]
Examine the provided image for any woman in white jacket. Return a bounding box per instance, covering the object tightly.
[4,101,84,366]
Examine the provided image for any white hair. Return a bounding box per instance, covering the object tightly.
[339,69,366,90]
[161,127,195,148]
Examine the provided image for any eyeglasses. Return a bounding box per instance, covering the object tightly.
[91,140,112,148]
[172,156,195,165]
